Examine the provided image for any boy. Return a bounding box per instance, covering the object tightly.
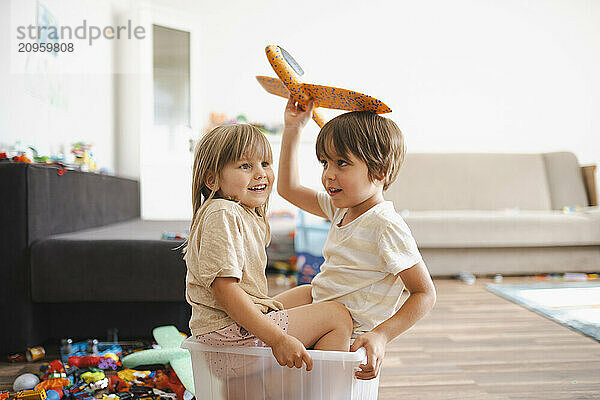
[275,97,437,380]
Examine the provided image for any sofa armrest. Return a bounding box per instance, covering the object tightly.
[582,165,598,206]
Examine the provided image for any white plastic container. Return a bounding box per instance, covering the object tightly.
[181,338,379,400]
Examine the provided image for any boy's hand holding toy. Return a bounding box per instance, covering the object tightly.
[284,97,314,131]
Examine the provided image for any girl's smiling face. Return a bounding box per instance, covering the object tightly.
[214,154,274,209]
[320,147,384,217]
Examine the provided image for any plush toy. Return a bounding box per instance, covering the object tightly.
[256,45,392,127]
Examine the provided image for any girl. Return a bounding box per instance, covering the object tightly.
[184,124,352,374]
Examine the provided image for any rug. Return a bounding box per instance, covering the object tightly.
[486,282,600,342]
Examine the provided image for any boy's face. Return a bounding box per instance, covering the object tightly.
[320,148,384,211]
[214,154,274,209]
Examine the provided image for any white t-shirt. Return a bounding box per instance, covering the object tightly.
[312,191,422,336]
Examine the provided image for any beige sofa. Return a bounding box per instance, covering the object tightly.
[385,152,599,277]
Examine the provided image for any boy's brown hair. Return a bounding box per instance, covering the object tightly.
[316,111,405,191]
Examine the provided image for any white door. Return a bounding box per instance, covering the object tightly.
[136,7,199,220]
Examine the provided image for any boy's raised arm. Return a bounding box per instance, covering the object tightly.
[278,97,327,218]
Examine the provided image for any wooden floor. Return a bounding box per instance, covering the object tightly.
[378,277,600,400]
[2,277,599,399]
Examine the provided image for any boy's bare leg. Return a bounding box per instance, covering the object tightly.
[273,284,313,309]
[286,301,352,351]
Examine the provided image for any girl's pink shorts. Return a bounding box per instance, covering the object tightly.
[194,310,289,379]
[195,309,289,346]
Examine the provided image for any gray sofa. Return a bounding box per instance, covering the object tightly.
[0,163,190,355]
[385,152,599,276]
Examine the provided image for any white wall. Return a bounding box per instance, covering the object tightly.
[188,0,600,216]
[191,0,599,159]
[1,0,117,172]
[2,0,599,219]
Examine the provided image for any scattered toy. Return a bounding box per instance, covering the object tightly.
[26,347,45,362]
[44,391,60,400]
[41,360,67,380]
[563,272,589,281]
[35,378,70,392]
[160,232,188,241]
[6,329,193,400]
[67,357,102,369]
[71,143,97,172]
[16,389,46,400]
[12,154,32,163]
[457,271,476,285]
[13,374,41,392]
[60,340,122,364]
[107,376,130,393]
[534,272,600,281]
[8,353,26,363]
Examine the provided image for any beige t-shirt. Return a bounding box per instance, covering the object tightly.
[185,198,283,336]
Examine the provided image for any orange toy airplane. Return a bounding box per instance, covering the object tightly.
[256,45,392,127]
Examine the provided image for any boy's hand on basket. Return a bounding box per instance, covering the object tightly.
[351,331,387,380]
[271,333,313,371]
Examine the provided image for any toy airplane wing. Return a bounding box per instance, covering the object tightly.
[256,76,391,114]
[153,325,184,349]
[169,355,194,394]
[121,326,194,392]
[256,76,327,126]
[256,75,290,98]
[153,327,194,392]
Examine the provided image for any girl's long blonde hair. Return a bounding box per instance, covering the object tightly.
[183,124,273,253]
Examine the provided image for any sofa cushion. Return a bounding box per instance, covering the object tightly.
[405,210,600,248]
[387,153,554,211]
[31,219,190,302]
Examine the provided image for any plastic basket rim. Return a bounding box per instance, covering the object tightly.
[181,337,367,362]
